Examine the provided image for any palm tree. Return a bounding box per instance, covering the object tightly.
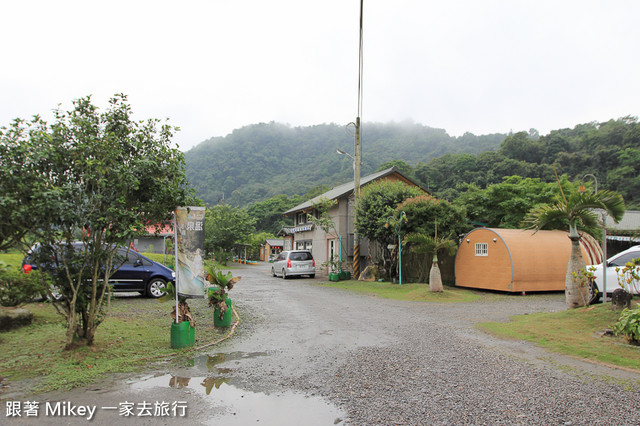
[524,188,624,308]
[404,221,457,292]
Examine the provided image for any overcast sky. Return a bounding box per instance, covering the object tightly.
[1,1,639,151]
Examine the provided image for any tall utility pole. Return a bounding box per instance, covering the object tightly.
[352,0,364,279]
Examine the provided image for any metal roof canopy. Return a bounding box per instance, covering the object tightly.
[283,167,427,216]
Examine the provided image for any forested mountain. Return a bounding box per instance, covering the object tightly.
[184,121,506,207]
[414,116,640,209]
[185,116,640,211]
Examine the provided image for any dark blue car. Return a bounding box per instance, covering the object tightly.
[22,243,174,298]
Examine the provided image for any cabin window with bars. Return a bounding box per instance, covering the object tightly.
[475,243,488,257]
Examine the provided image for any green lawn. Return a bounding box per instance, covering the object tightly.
[0,251,243,394]
[0,252,25,267]
[479,303,640,372]
[322,280,488,303]
[0,296,236,394]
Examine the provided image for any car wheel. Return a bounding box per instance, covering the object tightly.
[146,278,167,298]
[588,280,601,305]
[282,269,288,279]
[272,267,276,277]
[309,274,315,278]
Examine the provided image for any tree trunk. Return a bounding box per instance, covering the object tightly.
[429,255,443,292]
[565,235,587,309]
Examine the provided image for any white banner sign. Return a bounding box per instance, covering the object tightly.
[175,207,206,298]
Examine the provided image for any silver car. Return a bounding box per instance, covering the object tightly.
[272,250,315,279]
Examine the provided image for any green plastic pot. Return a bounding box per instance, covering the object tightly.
[170,321,195,349]
[214,298,233,327]
[338,271,352,280]
[329,272,340,282]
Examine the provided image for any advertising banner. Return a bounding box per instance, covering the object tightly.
[175,206,206,298]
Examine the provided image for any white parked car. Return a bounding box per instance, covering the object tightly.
[589,245,640,304]
[271,250,315,279]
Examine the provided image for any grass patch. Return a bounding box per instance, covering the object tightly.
[0,296,235,394]
[1,251,236,272]
[141,252,237,271]
[479,303,640,371]
[140,252,175,267]
[0,252,25,267]
[321,280,484,303]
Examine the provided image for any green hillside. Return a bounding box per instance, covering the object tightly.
[185,116,640,210]
[184,121,506,206]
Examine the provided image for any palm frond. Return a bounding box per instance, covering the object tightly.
[403,232,435,254]
[523,203,569,231]
[524,189,625,231]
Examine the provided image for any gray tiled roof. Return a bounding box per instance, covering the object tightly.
[283,167,425,215]
[601,209,640,231]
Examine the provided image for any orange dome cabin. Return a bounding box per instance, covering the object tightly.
[455,228,603,292]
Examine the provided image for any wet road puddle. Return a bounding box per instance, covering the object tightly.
[192,351,269,371]
[128,351,344,425]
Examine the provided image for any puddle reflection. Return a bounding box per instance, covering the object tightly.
[201,376,229,395]
[129,350,342,424]
[131,374,343,425]
[187,351,268,372]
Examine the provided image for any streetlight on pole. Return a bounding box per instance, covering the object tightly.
[385,211,408,285]
[580,174,608,303]
[336,148,354,163]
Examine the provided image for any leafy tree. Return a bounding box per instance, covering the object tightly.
[205,205,255,255]
[376,160,415,178]
[453,176,574,229]
[395,195,467,287]
[524,185,625,309]
[246,231,276,260]
[303,185,331,200]
[355,180,423,277]
[499,131,543,163]
[0,117,50,251]
[404,227,457,292]
[397,195,468,238]
[1,94,193,348]
[246,194,301,234]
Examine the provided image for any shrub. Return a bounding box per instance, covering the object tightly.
[213,249,233,266]
[0,262,47,307]
[613,306,640,344]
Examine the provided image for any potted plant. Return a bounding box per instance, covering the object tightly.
[323,256,341,282]
[205,266,240,327]
[158,282,195,348]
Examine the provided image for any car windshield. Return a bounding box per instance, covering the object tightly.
[610,251,640,267]
[290,252,312,261]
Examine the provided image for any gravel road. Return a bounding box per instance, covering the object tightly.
[5,262,640,425]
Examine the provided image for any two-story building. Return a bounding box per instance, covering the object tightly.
[282,167,426,277]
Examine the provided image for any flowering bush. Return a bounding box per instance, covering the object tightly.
[0,262,47,307]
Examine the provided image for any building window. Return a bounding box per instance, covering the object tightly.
[475,243,488,257]
[296,212,307,225]
[295,240,313,253]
